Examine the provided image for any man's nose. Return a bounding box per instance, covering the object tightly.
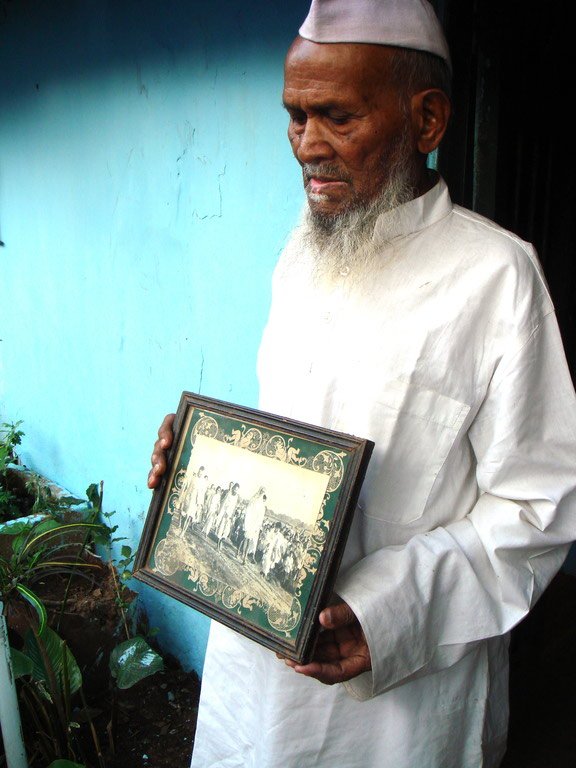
[294,118,334,164]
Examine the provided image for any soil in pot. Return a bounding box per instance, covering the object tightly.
[3,562,201,768]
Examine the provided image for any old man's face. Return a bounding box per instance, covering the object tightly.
[283,37,417,220]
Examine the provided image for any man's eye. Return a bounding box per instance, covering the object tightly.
[290,112,307,126]
[329,114,351,125]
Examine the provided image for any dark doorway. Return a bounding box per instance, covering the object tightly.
[438,0,575,382]
[436,3,576,764]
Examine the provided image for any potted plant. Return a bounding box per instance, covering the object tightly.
[0,423,164,767]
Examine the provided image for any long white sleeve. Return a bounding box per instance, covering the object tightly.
[337,311,576,698]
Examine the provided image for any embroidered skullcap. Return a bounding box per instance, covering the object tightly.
[299,0,451,68]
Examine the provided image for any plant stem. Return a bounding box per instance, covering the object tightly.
[109,560,130,641]
[55,484,104,633]
[78,684,106,768]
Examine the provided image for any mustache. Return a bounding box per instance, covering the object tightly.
[302,163,353,185]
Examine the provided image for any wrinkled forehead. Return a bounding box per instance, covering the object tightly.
[283,37,397,98]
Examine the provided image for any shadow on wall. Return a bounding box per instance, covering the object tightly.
[1,0,310,104]
[0,0,313,676]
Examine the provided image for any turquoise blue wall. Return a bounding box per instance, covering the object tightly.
[0,0,308,674]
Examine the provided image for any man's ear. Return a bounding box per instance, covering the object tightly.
[411,89,451,155]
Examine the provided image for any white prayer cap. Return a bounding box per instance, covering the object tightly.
[299,0,451,68]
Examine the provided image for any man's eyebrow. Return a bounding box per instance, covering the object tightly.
[281,100,355,115]
[282,99,301,111]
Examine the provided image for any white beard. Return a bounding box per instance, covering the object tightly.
[300,137,417,286]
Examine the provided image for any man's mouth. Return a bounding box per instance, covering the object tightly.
[303,164,351,196]
[308,177,348,195]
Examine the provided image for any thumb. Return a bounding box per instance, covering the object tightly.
[319,601,356,630]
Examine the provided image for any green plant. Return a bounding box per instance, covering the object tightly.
[1,421,86,524]
[85,482,164,756]
[1,511,109,766]
[12,626,91,766]
[24,472,87,522]
[0,420,24,465]
[1,475,165,767]
[0,420,24,521]
[1,516,107,634]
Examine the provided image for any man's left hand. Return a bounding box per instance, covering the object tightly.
[282,601,371,684]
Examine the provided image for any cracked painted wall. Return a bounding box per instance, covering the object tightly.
[0,0,309,673]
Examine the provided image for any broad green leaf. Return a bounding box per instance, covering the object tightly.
[48,761,85,768]
[10,646,34,678]
[109,635,164,690]
[22,521,108,556]
[30,518,62,535]
[24,626,83,694]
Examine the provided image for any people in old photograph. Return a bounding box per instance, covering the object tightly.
[157,457,319,616]
[178,465,206,538]
[214,481,240,551]
[202,485,223,537]
[238,486,267,563]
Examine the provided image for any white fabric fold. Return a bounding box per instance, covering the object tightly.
[191,177,576,768]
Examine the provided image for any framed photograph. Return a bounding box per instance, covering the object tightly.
[133,391,374,664]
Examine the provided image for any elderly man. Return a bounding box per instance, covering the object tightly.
[148,1,576,766]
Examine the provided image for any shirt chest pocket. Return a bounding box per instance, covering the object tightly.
[336,380,470,525]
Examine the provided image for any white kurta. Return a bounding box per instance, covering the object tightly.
[190,178,576,768]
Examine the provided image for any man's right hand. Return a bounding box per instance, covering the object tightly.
[147,413,176,489]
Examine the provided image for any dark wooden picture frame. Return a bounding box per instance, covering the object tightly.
[133,391,374,664]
